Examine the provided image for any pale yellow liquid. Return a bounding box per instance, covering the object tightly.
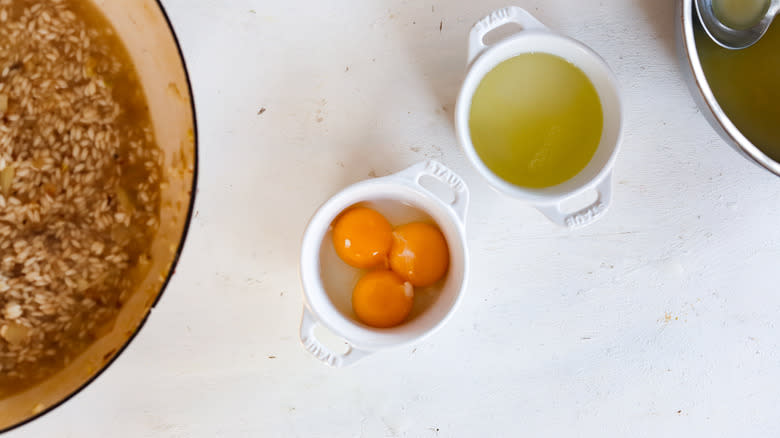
[697,22,780,161]
[712,0,769,30]
[469,53,603,189]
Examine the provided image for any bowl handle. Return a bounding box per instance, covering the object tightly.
[299,307,370,367]
[468,6,548,64]
[535,172,613,229]
[388,160,469,224]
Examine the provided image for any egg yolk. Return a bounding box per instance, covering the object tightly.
[352,270,414,328]
[332,207,393,269]
[389,222,449,287]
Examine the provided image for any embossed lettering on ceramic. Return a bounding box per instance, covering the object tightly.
[301,335,340,367]
[425,160,465,193]
[473,7,513,33]
[565,201,606,228]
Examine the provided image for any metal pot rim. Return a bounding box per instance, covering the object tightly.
[679,0,780,176]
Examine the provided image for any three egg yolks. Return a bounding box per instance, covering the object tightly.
[331,206,450,328]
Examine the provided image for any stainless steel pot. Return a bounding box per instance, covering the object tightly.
[677,0,780,176]
[0,0,197,431]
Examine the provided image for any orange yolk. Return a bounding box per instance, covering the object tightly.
[332,207,393,269]
[352,270,414,328]
[389,222,449,287]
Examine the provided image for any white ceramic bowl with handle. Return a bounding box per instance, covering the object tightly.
[455,6,623,228]
[299,160,469,367]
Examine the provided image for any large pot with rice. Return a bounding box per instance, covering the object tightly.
[0,0,196,431]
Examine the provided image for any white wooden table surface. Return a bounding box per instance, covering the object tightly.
[10,0,780,436]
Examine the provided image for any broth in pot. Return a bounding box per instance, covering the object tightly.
[696,21,780,161]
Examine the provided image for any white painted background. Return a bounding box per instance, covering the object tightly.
[9,0,780,436]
